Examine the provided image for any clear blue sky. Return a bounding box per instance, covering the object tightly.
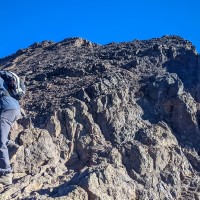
[0,0,199,58]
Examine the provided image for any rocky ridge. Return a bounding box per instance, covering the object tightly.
[0,36,200,199]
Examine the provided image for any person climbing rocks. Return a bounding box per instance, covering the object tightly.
[0,70,25,185]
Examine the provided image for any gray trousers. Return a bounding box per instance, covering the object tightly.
[0,109,21,173]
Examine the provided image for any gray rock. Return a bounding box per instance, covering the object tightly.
[0,35,199,199]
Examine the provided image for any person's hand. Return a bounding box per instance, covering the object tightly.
[20,108,26,117]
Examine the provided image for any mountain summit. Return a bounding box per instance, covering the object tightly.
[0,36,200,200]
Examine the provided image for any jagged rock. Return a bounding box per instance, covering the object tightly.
[15,128,60,174]
[0,35,200,199]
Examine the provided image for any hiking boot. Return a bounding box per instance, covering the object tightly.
[0,172,12,185]
[7,141,20,159]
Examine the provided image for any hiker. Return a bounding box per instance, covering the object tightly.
[0,70,25,185]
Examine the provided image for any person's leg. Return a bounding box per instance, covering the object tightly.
[0,108,21,172]
[0,109,21,185]
[0,111,13,173]
[6,109,21,159]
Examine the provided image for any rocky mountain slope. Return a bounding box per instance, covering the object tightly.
[0,35,200,199]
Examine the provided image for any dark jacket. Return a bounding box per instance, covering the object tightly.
[0,77,20,111]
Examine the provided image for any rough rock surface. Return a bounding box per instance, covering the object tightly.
[0,36,200,199]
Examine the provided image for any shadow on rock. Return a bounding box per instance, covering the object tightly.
[137,74,200,156]
[163,49,199,101]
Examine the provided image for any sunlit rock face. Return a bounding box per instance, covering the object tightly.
[0,36,200,200]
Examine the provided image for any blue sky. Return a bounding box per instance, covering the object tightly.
[0,0,199,58]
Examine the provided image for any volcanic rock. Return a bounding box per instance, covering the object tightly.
[0,36,200,199]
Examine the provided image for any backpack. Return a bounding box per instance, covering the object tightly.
[0,70,25,100]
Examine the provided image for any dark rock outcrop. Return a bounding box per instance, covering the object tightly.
[0,36,200,199]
